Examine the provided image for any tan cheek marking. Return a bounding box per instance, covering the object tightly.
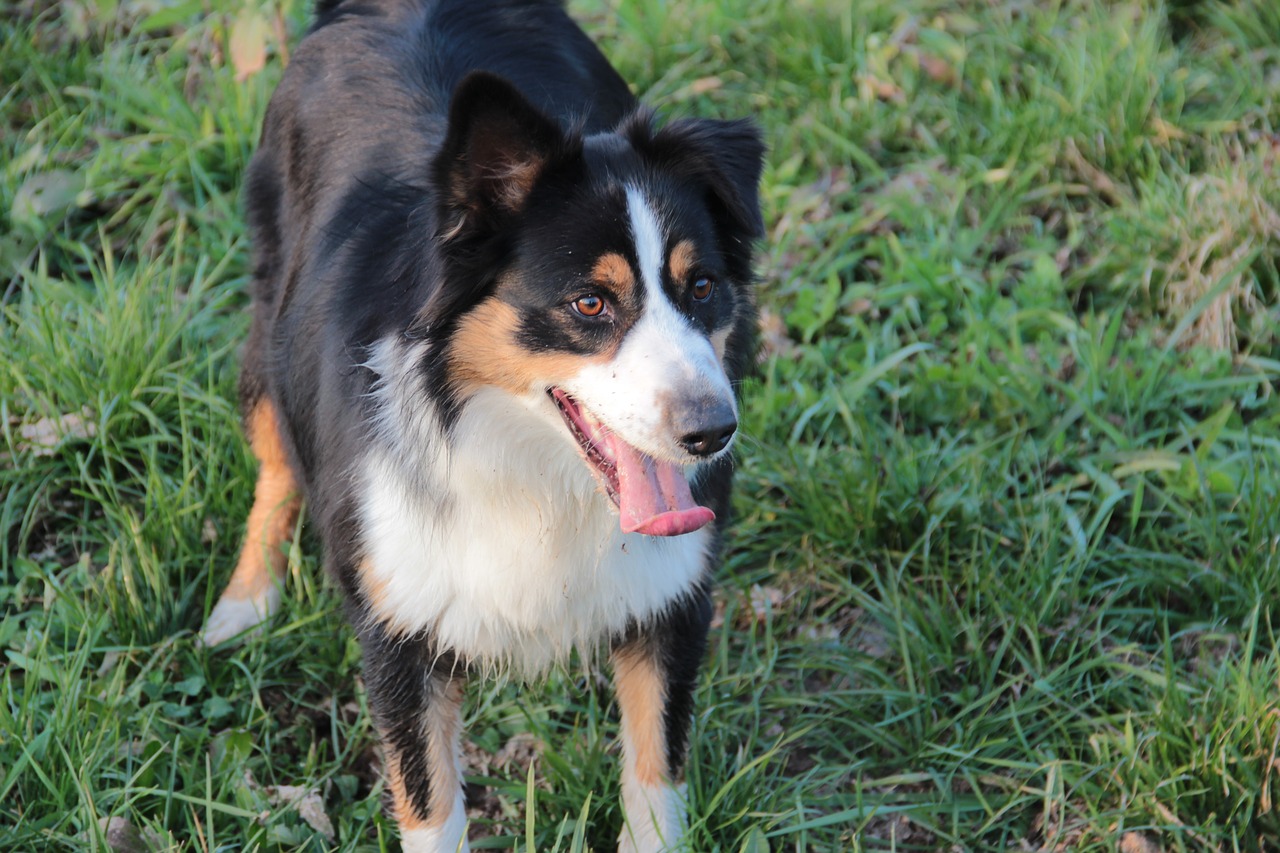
[221,400,301,602]
[668,240,697,285]
[449,298,612,395]
[613,648,668,787]
[593,251,637,303]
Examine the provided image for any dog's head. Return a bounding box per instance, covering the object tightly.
[416,71,764,537]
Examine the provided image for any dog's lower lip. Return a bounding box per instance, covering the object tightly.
[550,388,620,504]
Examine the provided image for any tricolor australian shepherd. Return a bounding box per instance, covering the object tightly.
[201,0,764,849]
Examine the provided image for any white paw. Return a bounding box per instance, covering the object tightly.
[199,587,281,647]
[399,795,469,852]
[618,783,686,853]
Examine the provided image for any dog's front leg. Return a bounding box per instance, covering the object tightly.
[360,619,469,853]
[613,589,712,853]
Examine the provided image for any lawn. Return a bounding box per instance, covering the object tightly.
[3,0,1279,849]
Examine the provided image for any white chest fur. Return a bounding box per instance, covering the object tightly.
[357,383,711,674]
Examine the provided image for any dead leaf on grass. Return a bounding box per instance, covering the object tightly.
[241,770,335,839]
[461,731,543,783]
[494,731,542,775]
[1119,832,1163,853]
[856,72,905,103]
[669,75,724,102]
[276,786,334,839]
[918,53,957,86]
[229,8,269,82]
[96,649,123,678]
[288,787,336,839]
[462,731,548,828]
[863,810,936,847]
[743,584,784,625]
[18,407,97,456]
[10,169,88,233]
[800,621,840,642]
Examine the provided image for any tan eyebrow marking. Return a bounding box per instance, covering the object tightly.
[668,240,697,284]
[592,251,637,301]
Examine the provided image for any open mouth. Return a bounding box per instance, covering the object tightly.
[549,389,715,537]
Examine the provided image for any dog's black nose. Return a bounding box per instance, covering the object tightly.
[676,403,737,458]
[679,423,736,456]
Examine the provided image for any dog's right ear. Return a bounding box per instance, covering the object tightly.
[412,73,571,340]
[434,72,567,238]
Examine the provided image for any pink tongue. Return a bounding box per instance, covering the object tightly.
[607,436,715,537]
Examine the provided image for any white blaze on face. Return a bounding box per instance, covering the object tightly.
[565,187,734,462]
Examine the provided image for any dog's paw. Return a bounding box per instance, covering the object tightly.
[199,587,281,647]
[619,830,680,853]
[618,782,686,853]
[400,812,470,853]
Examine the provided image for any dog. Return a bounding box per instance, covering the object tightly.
[200,0,764,849]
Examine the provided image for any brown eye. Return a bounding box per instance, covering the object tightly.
[572,294,606,317]
[692,277,715,302]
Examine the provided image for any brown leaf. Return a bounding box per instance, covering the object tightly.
[847,297,873,316]
[494,731,542,774]
[918,53,957,87]
[688,76,722,95]
[229,8,269,82]
[856,73,904,103]
[1119,832,1163,853]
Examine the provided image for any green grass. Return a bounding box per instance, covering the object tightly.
[3,0,1279,849]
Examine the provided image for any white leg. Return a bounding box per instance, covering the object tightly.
[613,647,688,852]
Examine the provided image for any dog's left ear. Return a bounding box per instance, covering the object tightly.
[434,71,568,235]
[638,117,766,242]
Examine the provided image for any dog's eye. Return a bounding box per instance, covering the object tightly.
[572,294,607,317]
[691,277,715,302]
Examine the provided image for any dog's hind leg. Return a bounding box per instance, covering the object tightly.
[201,396,301,646]
[361,621,470,853]
[613,587,712,853]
